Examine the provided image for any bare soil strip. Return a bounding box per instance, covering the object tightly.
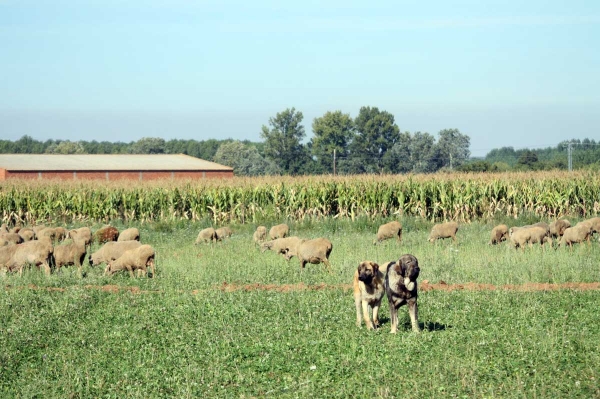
[3,281,600,295]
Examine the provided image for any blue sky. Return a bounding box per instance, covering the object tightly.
[1,0,599,157]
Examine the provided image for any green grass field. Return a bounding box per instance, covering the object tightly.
[1,218,599,398]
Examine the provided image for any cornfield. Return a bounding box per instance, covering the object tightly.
[1,172,599,225]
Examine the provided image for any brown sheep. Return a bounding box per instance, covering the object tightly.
[18,228,35,242]
[428,221,459,243]
[510,226,550,249]
[0,232,24,245]
[253,226,267,245]
[117,227,140,242]
[560,225,592,248]
[260,236,303,258]
[0,240,54,275]
[54,240,87,272]
[93,226,119,244]
[105,244,156,278]
[549,219,571,239]
[373,221,402,245]
[195,227,217,244]
[489,224,509,245]
[269,223,289,240]
[215,227,233,241]
[89,240,142,266]
[68,227,93,249]
[284,237,333,272]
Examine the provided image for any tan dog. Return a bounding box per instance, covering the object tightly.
[353,261,385,330]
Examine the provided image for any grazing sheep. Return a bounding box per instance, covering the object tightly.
[195,227,217,244]
[253,226,267,245]
[489,224,509,245]
[18,228,35,242]
[89,240,142,266]
[36,227,66,243]
[284,237,333,272]
[0,240,54,275]
[31,225,47,235]
[509,222,550,237]
[54,240,87,272]
[105,244,156,278]
[560,225,592,248]
[0,232,23,245]
[9,226,21,234]
[510,226,550,249]
[549,219,571,239]
[68,227,93,249]
[373,221,402,245]
[215,227,233,241]
[260,236,303,257]
[584,217,600,234]
[428,221,459,243]
[93,226,119,244]
[269,223,289,240]
[117,227,140,242]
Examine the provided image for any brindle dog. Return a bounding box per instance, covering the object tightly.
[384,254,421,333]
[353,261,385,330]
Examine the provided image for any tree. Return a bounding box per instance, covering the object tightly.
[129,137,166,154]
[435,129,471,169]
[45,140,86,154]
[260,108,308,174]
[386,131,412,173]
[517,150,538,169]
[409,132,436,173]
[349,106,401,174]
[213,141,281,176]
[310,111,355,174]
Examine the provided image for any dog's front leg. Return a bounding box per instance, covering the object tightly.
[362,300,374,330]
[354,293,363,327]
[408,299,420,332]
[389,305,398,334]
[372,303,380,328]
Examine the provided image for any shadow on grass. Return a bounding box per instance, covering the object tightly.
[398,320,450,332]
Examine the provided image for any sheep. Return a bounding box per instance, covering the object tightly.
[510,226,550,249]
[18,228,35,242]
[560,224,592,248]
[36,227,66,243]
[32,225,47,236]
[260,236,303,258]
[89,240,142,266]
[215,227,233,241]
[373,221,402,245]
[584,217,600,234]
[0,240,54,275]
[93,226,119,244]
[0,232,23,245]
[269,223,289,240]
[104,244,156,278]
[428,221,459,243]
[549,219,571,239]
[253,226,267,245]
[54,240,87,272]
[117,227,140,242]
[489,224,509,245]
[284,237,333,272]
[509,222,550,237]
[195,227,217,244]
[0,223,8,234]
[9,226,21,234]
[68,227,93,249]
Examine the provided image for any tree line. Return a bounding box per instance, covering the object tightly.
[1,106,597,175]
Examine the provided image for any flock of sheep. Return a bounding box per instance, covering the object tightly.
[0,224,155,277]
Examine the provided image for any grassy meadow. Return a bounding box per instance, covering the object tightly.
[1,216,600,398]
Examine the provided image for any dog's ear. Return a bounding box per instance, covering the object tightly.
[400,260,407,277]
[370,261,379,272]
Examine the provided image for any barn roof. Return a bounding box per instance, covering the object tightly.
[0,154,233,171]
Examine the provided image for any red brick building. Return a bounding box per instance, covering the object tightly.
[0,154,233,181]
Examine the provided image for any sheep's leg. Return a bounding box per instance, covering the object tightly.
[41,262,51,276]
[322,259,333,274]
[126,265,135,278]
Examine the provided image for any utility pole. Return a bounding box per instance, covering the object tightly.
[567,142,573,172]
[333,148,336,176]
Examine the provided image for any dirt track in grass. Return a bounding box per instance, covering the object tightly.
[3,281,600,295]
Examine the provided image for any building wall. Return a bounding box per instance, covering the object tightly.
[0,170,233,181]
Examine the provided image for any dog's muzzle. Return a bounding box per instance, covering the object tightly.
[358,274,373,284]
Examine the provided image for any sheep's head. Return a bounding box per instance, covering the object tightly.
[260,241,273,253]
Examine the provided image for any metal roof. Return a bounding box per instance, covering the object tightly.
[0,154,233,171]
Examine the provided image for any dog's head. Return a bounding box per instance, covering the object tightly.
[391,254,420,291]
[357,261,379,285]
